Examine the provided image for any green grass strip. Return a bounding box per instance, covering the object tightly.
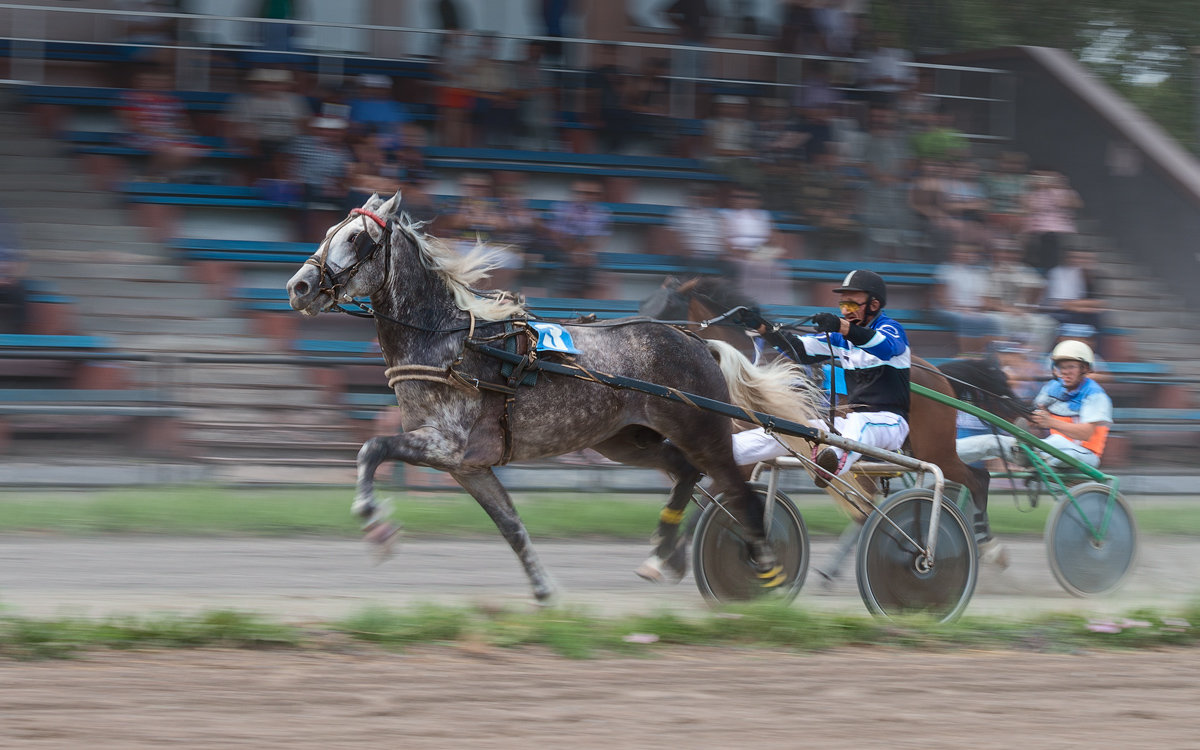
[0,486,1198,538]
[4,602,1197,661]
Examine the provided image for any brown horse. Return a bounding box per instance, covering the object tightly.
[640,276,1027,546]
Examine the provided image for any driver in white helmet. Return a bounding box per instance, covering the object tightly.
[957,339,1113,470]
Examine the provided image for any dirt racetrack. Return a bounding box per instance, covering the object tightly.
[2,533,1200,748]
[5,646,1200,749]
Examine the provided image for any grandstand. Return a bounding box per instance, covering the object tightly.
[0,3,1197,486]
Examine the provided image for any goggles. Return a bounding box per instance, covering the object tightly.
[837,300,863,313]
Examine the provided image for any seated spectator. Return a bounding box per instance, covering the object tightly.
[793,60,839,111]
[348,74,411,148]
[492,175,544,291]
[754,98,806,211]
[779,0,822,56]
[667,185,731,275]
[937,158,990,246]
[705,95,758,189]
[512,40,557,151]
[545,180,612,298]
[859,106,917,260]
[468,34,519,148]
[587,43,634,153]
[288,116,353,241]
[910,109,969,164]
[908,159,951,261]
[857,30,916,108]
[119,67,207,181]
[0,206,29,334]
[226,67,309,182]
[345,133,404,207]
[723,186,790,304]
[1041,247,1106,334]
[796,150,862,259]
[628,56,674,152]
[982,150,1030,236]
[932,242,999,354]
[1021,169,1082,274]
[398,169,443,228]
[982,237,1057,351]
[445,173,522,288]
[434,30,477,147]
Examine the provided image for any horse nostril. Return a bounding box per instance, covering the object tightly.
[293,280,309,297]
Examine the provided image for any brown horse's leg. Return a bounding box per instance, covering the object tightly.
[593,428,701,583]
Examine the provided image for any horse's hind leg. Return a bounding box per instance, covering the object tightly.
[592,428,701,583]
[451,467,556,603]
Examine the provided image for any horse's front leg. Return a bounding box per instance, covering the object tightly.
[352,426,465,551]
[451,467,556,603]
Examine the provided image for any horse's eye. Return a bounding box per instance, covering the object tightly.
[347,232,360,244]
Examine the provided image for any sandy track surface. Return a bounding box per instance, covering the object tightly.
[5,646,1200,749]
[1,534,1197,620]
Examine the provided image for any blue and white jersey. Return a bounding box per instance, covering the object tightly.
[773,312,911,418]
[1034,377,1113,425]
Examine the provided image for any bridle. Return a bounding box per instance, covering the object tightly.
[303,207,393,301]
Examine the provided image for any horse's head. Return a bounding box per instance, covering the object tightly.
[287,191,400,316]
[939,355,1032,424]
[638,277,689,319]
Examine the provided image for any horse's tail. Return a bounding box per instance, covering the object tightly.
[706,339,824,455]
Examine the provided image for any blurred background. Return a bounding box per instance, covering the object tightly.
[0,0,1197,490]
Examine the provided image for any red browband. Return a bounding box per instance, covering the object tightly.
[350,208,387,228]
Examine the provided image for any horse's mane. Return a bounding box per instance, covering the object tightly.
[938,356,1012,400]
[682,276,759,315]
[390,208,526,321]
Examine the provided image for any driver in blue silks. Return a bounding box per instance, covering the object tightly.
[732,269,911,487]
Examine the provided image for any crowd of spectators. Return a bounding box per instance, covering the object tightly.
[98,14,1112,367]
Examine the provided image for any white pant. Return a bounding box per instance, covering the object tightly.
[732,411,910,477]
[956,432,1101,469]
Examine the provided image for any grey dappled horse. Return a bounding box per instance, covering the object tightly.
[285,192,826,602]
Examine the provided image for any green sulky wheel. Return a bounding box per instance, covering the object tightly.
[856,488,978,623]
[1045,482,1138,597]
[691,485,809,604]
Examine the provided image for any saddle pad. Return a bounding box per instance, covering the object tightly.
[529,322,580,355]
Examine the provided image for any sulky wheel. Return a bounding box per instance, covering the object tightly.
[856,487,978,623]
[1045,482,1138,597]
[692,485,809,604]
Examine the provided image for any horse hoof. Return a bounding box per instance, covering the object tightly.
[978,538,1010,569]
[364,521,402,565]
[813,568,837,590]
[635,555,684,585]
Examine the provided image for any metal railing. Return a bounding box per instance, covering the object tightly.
[0,1,1014,141]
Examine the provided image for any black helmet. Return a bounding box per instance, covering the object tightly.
[833,269,887,306]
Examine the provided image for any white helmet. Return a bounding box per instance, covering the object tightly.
[1051,340,1094,368]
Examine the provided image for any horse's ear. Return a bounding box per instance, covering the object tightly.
[378,189,402,217]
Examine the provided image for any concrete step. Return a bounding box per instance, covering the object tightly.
[30,260,187,282]
[0,189,116,209]
[16,206,137,226]
[53,278,211,299]
[20,222,152,244]
[0,173,101,192]
[99,333,280,353]
[25,242,170,259]
[73,295,231,318]
[155,365,320,388]
[0,136,60,158]
[81,316,250,336]
[0,154,79,174]
[183,438,362,460]
[175,387,329,408]
[183,422,357,443]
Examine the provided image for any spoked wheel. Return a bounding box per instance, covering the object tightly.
[856,488,978,623]
[692,485,809,604]
[1045,482,1138,597]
